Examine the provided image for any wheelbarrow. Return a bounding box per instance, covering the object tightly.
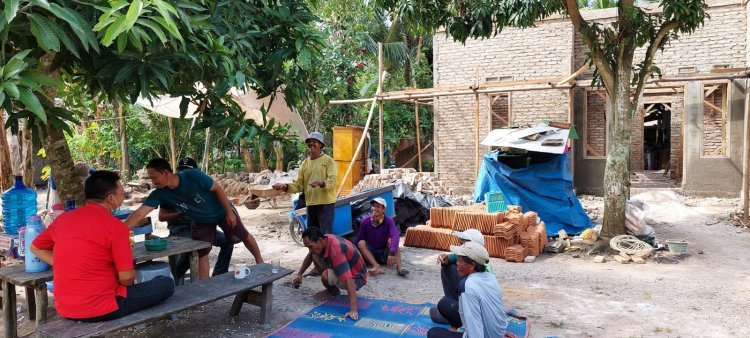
[288,185,396,246]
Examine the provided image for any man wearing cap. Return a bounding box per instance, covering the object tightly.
[159,157,234,281]
[428,242,507,338]
[355,197,408,277]
[431,229,492,324]
[273,132,337,234]
[125,158,263,280]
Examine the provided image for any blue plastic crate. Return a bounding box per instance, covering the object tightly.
[484,191,505,203]
[487,200,508,213]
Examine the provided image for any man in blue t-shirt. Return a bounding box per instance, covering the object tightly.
[159,158,233,281]
[125,158,263,279]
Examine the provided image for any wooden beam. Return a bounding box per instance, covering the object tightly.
[475,92,480,176]
[586,143,603,157]
[650,71,750,83]
[556,64,589,85]
[703,100,724,115]
[703,85,720,98]
[400,141,433,168]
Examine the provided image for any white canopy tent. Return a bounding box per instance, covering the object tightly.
[135,88,308,171]
[135,89,309,137]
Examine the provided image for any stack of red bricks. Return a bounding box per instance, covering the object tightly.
[404,205,547,261]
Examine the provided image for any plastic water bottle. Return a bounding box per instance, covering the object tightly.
[1,176,38,234]
[25,215,49,273]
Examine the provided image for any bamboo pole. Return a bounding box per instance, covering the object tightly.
[336,96,380,198]
[474,93,480,176]
[330,84,575,105]
[168,117,177,172]
[378,43,384,171]
[743,86,750,223]
[415,102,422,172]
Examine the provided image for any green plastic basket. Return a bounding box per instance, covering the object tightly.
[144,238,168,251]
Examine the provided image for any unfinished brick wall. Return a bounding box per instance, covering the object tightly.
[585,91,607,157]
[670,94,684,181]
[574,3,748,80]
[701,84,728,157]
[434,2,746,188]
[434,20,574,188]
[489,94,510,129]
[630,107,645,171]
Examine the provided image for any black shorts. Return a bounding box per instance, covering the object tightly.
[367,244,389,265]
[191,207,249,257]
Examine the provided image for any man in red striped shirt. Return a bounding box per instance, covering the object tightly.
[292,227,367,320]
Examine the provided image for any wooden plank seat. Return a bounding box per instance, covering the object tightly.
[0,236,210,338]
[36,264,291,338]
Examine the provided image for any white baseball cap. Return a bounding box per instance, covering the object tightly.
[454,229,485,246]
[370,197,387,208]
[450,241,490,265]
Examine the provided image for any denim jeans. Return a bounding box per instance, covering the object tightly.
[74,276,175,322]
[426,327,462,338]
[441,263,461,301]
[170,224,233,280]
[307,203,334,234]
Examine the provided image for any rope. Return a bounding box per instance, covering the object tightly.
[609,235,653,255]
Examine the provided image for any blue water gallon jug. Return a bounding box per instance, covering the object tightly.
[25,215,49,273]
[1,176,38,234]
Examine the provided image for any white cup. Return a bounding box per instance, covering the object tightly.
[234,264,251,279]
[271,259,280,274]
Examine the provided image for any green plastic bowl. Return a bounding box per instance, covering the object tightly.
[144,238,168,251]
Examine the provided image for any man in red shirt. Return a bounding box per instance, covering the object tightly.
[31,171,174,322]
[292,227,367,320]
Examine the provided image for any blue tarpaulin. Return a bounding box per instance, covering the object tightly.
[473,152,592,235]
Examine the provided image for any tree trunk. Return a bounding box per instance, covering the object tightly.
[168,117,177,172]
[274,140,283,172]
[44,125,84,204]
[0,109,12,190]
[21,120,34,187]
[601,71,633,238]
[240,139,255,173]
[203,127,211,172]
[118,103,130,181]
[259,146,268,170]
[38,52,84,205]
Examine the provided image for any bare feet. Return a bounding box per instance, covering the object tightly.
[314,287,340,301]
[368,266,385,276]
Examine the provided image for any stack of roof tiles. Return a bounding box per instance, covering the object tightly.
[504,244,528,263]
[404,205,547,262]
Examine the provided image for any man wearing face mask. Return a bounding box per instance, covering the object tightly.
[273,132,337,234]
[30,171,174,322]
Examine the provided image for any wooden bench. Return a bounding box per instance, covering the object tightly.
[37,263,292,338]
[0,237,210,338]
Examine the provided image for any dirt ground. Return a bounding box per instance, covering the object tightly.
[7,189,750,337]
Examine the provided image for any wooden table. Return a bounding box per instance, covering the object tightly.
[0,236,211,338]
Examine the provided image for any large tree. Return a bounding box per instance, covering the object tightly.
[381,0,707,236]
[1,0,322,201]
